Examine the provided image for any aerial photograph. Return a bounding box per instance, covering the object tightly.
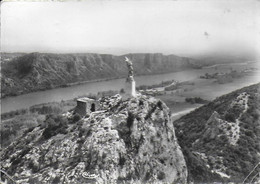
[0,0,259,183]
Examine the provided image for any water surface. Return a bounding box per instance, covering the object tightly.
[1,69,199,113]
[1,63,259,113]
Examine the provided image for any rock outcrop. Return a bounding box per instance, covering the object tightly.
[1,52,197,98]
[1,94,187,183]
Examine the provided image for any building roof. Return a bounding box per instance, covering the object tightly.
[77,97,95,103]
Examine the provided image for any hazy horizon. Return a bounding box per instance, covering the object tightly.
[1,0,259,58]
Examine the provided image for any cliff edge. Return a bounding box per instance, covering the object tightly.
[1,94,187,183]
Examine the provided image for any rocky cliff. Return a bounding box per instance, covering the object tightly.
[1,52,198,98]
[174,83,260,183]
[1,94,187,183]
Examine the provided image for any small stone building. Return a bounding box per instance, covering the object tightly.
[74,97,99,116]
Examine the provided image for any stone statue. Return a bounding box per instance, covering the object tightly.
[123,56,136,98]
[125,56,134,78]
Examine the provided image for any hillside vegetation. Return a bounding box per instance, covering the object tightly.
[174,83,260,183]
[1,52,198,98]
[0,100,76,148]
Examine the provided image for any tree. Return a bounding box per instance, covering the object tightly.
[42,114,68,139]
[72,113,81,123]
[225,112,236,122]
[120,88,125,94]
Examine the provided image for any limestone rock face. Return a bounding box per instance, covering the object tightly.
[1,95,187,183]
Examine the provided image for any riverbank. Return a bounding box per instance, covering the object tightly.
[2,62,259,113]
[2,61,257,99]
[1,68,194,99]
[0,69,197,113]
[1,76,122,99]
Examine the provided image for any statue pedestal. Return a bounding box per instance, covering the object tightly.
[122,76,136,100]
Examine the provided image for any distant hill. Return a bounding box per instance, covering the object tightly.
[193,51,256,67]
[0,94,187,183]
[174,83,260,183]
[1,52,199,98]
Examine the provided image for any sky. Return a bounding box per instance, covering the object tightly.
[1,0,259,57]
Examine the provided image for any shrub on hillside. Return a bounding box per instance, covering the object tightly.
[157,100,163,110]
[42,114,68,139]
[120,88,125,94]
[71,113,81,124]
[29,104,62,114]
[224,112,236,122]
[157,171,166,180]
[1,109,29,120]
[127,111,135,129]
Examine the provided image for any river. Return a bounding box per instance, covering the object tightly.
[1,69,200,113]
[1,64,259,114]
